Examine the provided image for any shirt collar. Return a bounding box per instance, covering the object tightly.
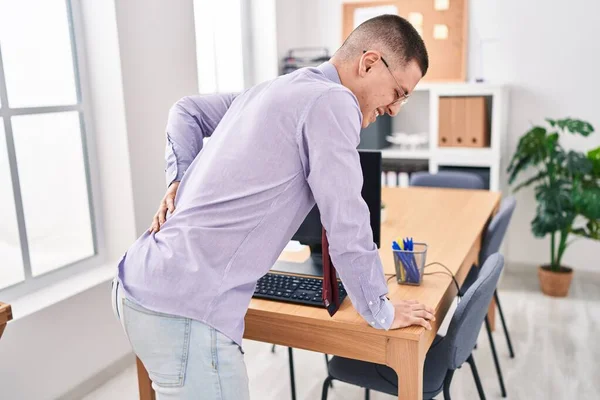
[317,62,342,85]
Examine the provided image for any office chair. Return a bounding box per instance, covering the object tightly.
[410,171,514,397]
[321,253,505,400]
[459,196,516,397]
[410,170,486,190]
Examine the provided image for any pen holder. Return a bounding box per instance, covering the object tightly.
[393,243,428,285]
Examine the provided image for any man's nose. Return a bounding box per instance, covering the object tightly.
[387,103,401,117]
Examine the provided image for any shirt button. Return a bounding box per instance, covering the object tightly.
[369,301,373,305]
[370,321,375,325]
[381,319,385,324]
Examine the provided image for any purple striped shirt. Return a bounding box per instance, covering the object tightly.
[118,62,395,346]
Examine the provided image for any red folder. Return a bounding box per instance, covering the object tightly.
[321,227,341,316]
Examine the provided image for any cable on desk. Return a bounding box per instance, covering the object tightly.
[386,261,459,292]
[423,262,461,303]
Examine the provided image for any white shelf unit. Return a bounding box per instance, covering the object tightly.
[381,148,430,160]
[380,83,509,191]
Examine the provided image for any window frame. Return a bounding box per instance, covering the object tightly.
[0,0,105,300]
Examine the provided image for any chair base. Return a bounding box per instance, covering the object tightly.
[321,375,334,400]
[495,290,515,358]
[443,369,454,400]
[485,316,507,397]
[467,354,486,400]
[461,287,513,396]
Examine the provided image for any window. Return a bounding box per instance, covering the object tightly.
[0,0,96,292]
[193,0,246,93]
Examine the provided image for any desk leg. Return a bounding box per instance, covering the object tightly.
[136,357,155,400]
[387,339,425,400]
[488,296,497,331]
[485,201,500,332]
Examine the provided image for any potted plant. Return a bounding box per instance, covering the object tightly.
[507,118,600,297]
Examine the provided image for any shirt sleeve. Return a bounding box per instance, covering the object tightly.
[297,89,395,330]
[165,93,238,187]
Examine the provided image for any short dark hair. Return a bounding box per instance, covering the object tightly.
[337,14,429,77]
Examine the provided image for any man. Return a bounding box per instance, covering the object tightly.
[111,14,435,399]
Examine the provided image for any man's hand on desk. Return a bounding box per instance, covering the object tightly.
[390,300,435,331]
[149,181,180,233]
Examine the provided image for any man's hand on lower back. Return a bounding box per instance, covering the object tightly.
[389,300,436,330]
[149,181,180,233]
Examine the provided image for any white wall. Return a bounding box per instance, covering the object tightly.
[0,284,133,400]
[275,0,340,62]
[114,0,199,236]
[465,0,600,270]
[274,0,600,271]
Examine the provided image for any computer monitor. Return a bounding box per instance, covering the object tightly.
[272,150,381,276]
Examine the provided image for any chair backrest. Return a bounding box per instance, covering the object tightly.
[480,196,516,263]
[444,253,504,369]
[410,171,486,190]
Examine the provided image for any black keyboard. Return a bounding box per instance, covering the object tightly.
[253,272,347,308]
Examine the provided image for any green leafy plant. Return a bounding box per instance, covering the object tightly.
[507,118,600,272]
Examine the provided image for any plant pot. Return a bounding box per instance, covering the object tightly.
[538,265,573,297]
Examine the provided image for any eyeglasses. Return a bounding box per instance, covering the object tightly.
[363,50,410,107]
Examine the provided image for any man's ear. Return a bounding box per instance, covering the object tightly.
[360,50,380,76]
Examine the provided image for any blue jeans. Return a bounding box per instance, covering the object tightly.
[111,278,250,400]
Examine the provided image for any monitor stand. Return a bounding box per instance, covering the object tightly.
[271,244,324,277]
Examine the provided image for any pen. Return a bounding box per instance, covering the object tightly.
[394,238,421,283]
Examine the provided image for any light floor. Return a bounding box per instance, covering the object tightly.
[83,264,600,400]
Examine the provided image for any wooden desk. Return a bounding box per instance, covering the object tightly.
[0,302,12,339]
[136,187,500,400]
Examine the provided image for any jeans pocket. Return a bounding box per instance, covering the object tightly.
[123,298,191,388]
